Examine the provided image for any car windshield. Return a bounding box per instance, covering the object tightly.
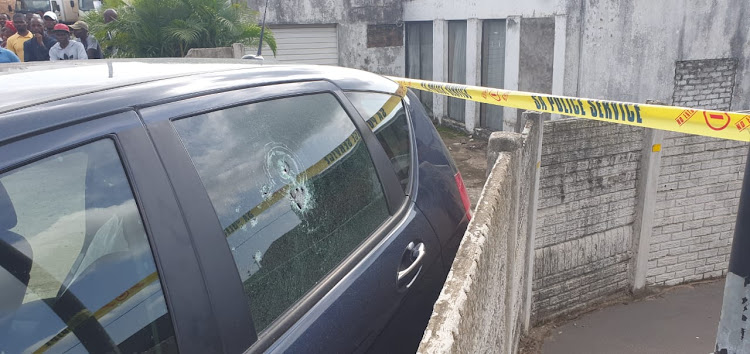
[79,0,95,11]
[17,0,49,11]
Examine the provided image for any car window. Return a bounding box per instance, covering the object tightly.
[345,92,412,191]
[172,93,390,333]
[0,139,176,353]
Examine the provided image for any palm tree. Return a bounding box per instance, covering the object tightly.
[84,0,276,58]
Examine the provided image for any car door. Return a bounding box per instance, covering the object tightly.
[0,110,222,353]
[137,80,445,353]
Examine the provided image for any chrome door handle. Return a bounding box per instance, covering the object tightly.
[398,242,426,288]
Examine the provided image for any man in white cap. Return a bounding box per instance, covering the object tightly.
[70,20,101,59]
[42,11,57,35]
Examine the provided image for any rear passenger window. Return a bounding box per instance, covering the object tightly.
[345,92,412,191]
[0,139,176,353]
[172,94,390,332]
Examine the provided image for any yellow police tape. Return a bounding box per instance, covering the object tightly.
[34,88,408,353]
[389,77,750,142]
[34,272,160,353]
[224,87,406,237]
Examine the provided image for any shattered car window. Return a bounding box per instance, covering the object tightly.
[173,93,390,332]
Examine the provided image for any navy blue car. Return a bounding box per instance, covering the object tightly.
[0,60,470,353]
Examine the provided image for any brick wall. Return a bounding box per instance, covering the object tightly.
[672,59,737,110]
[647,134,746,286]
[644,58,746,286]
[530,113,746,324]
[532,119,644,322]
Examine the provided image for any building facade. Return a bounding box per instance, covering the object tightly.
[247,0,750,134]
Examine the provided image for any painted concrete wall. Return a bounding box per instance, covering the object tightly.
[517,17,555,128]
[531,116,747,324]
[533,119,642,322]
[402,0,563,22]
[402,0,750,131]
[518,18,555,95]
[245,0,405,76]
[418,114,543,353]
[563,0,750,111]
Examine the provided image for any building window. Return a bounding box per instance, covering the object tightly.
[480,19,506,131]
[447,20,467,123]
[405,22,433,113]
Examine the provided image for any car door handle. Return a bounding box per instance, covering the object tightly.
[398,242,426,288]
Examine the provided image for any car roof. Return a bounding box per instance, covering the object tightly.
[0,59,401,143]
[1,59,400,113]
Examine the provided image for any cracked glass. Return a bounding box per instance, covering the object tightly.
[173,93,390,332]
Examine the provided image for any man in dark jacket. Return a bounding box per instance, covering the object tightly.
[23,17,56,61]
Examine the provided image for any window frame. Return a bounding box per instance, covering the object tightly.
[0,110,218,352]
[137,80,415,352]
[343,89,418,199]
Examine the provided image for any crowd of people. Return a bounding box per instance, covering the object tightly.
[0,9,117,63]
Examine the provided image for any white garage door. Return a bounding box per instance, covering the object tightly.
[254,25,339,65]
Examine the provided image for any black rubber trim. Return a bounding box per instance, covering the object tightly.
[333,90,405,214]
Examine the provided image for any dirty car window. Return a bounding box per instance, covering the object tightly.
[0,139,175,353]
[345,92,411,191]
[173,93,390,332]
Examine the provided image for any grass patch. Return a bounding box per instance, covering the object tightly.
[436,125,468,140]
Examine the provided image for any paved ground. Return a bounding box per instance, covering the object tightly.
[541,280,725,354]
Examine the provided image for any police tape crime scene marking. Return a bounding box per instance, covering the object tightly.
[223,87,405,237]
[34,272,160,353]
[389,77,750,143]
[34,88,408,353]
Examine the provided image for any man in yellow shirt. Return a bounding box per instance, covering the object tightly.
[6,13,33,62]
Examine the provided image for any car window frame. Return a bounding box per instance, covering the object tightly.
[343,89,419,200]
[0,110,220,353]
[137,80,416,352]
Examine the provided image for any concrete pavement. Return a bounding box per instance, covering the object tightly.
[542,280,725,354]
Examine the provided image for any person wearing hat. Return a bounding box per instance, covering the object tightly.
[48,23,87,60]
[42,11,58,35]
[70,20,101,59]
[6,13,33,61]
[23,17,56,61]
[0,13,10,29]
[1,20,15,48]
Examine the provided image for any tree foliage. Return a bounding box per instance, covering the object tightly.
[83,0,276,58]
